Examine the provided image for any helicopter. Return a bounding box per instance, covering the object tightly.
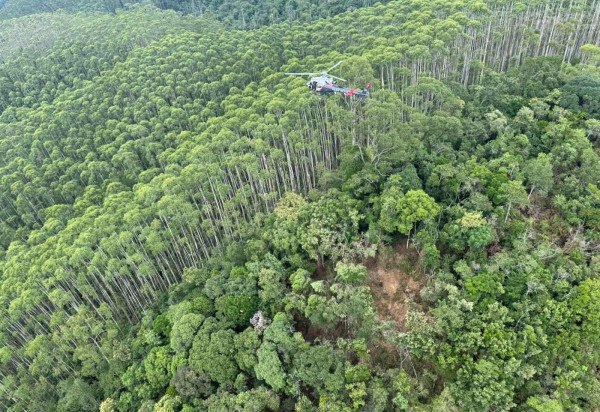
[285,61,370,98]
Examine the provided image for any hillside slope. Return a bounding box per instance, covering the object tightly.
[0,0,598,411]
[0,0,384,27]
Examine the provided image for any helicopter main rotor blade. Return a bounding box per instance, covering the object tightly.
[330,75,347,82]
[285,72,318,76]
[325,60,344,73]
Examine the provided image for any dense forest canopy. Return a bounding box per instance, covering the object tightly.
[0,0,598,411]
[0,0,382,27]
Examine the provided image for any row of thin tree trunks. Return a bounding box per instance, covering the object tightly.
[376,0,600,101]
[0,103,338,360]
[1,1,598,233]
[3,0,600,389]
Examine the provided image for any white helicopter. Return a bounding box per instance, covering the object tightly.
[285,61,370,98]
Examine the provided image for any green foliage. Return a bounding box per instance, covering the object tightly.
[152,314,172,339]
[270,192,307,254]
[524,153,554,197]
[296,190,362,261]
[335,262,368,284]
[234,327,260,372]
[255,342,287,391]
[561,74,600,117]
[0,0,388,28]
[499,180,530,222]
[0,1,599,411]
[189,320,239,386]
[144,346,173,392]
[216,294,258,327]
[290,268,311,292]
[202,387,280,411]
[293,345,344,394]
[56,379,99,412]
[170,366,214,400]
[99,398,116,412]
[380,185,441,235]
[170,313,204,353]
[571,279,600,351]
[442,211,495,252]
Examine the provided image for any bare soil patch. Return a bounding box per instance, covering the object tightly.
[366,242,426,330]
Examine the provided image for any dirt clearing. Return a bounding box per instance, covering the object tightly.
[366,243,426,330]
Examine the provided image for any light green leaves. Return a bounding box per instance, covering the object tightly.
[380,186,441,235]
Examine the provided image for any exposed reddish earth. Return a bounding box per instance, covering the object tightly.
[366,243,425,330]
